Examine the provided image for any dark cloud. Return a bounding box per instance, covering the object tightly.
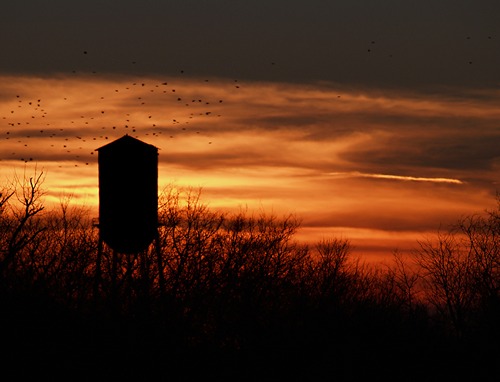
[241,115,327,129]
[2,1,500,90]
[340,131,500,174]
[160,146,308,172]
[300,179,487,232]
[303,209,457,233]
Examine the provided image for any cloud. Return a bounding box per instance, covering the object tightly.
[1,74,499,259]
[2,74,498,179]
[327,172,463,184]
[3,1,500,91]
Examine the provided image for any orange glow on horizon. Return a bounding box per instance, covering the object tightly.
[1,74,498,261]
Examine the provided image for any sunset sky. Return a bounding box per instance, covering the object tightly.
[1,1,499,261]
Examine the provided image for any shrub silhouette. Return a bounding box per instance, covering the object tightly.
[1,175,499,380]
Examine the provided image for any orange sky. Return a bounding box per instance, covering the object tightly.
[1,74,499,262]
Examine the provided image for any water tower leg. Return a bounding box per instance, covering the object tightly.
[111,249,118,306]
[155,231,165,298]
[94,235,103,302]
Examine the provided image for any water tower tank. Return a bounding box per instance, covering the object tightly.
[97,135,158,253]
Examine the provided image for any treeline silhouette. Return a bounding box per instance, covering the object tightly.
[1,173,499,380]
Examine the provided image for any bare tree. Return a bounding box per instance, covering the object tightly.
[0,185,14,213]
[0,183,15,261]
[158,186,225,301]
[457,213,500,306]
[309,237,352,301]
[387,251,422,313]
[0,169,46,276]
[415,231,476,338]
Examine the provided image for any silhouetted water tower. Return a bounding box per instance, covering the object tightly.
[97,134,158,254]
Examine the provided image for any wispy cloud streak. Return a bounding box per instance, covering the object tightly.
[327,172,464,184]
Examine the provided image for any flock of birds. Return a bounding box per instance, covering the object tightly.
[1,33,496,169]
[0,56,248,167]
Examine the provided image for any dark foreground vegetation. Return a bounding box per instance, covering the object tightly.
[1,173,499,380]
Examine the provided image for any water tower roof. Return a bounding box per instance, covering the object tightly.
[96,134,157,153]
